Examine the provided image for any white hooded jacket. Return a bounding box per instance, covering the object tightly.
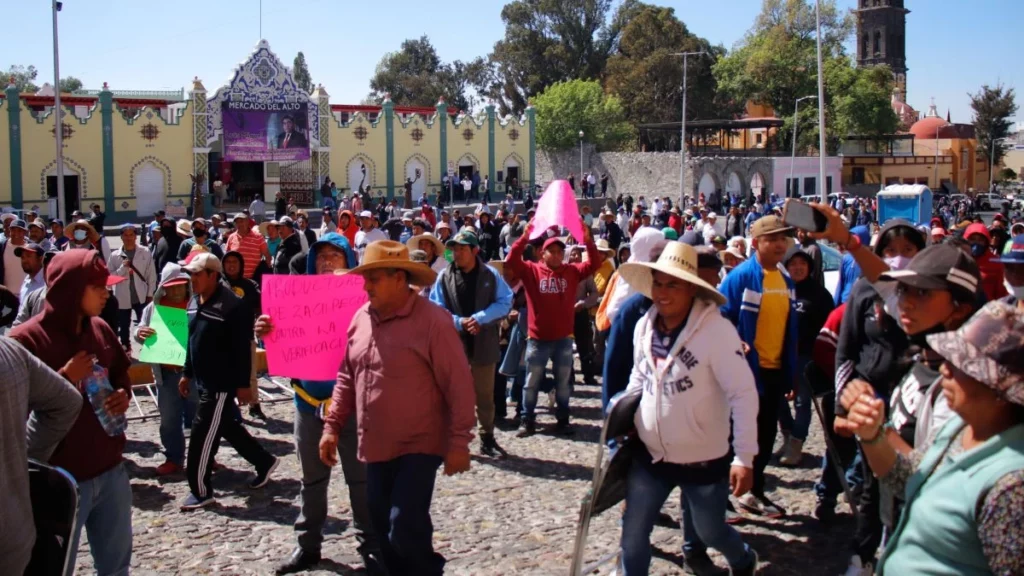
[628,298,759,468]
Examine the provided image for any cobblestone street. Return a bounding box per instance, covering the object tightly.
[74,376,851,575]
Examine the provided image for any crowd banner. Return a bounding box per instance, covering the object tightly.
[222,101,310,162]
[138,305,189,366]
[261,274,368,380]
[529,179,586,242]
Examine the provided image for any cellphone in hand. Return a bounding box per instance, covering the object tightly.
[782,199,828,233]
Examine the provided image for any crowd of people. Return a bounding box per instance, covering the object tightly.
[4,182,1024,576]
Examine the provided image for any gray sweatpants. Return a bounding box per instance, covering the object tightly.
[293,408,376,556]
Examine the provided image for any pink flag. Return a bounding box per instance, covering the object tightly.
[528,180,586,242]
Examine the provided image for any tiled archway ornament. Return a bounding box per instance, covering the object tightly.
[404,153,433,185]
[457,153,481,170]
[39,157,88,200]
[346,154,378,192]
[129,156,173,197]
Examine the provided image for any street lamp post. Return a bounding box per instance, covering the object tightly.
[814,0,828,204]
[789,96,817,199]
[673,51,706,206]
[934,124,940,190]
[52,0,65,220]
[578,130,584,196]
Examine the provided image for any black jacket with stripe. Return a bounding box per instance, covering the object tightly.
[183,284,251,394]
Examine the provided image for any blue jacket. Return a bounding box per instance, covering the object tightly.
[601,292,651,409]
[718,254,800,394]
[295,233,359,414]
[834,225,871,305]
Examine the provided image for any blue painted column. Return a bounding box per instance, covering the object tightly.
[437,99,447,203]
[99,87,115,216]
[526,105,536,191]
[5,83,23,207]
[486,103,496,193]
[383,97,394,201]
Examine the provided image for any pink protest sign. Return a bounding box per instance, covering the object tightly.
[528,180,586,242]
[261,273,368,380]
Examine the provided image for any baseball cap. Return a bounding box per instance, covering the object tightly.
[402,211,415,221]
[28,219,46,230]
[711,235,727,245]
[278,216,295,228]
[9,219,27,230]
[446,229,479,248]
[749,215,792,239]
[542,237,566,252]
[14,242,44,257]
[359,210,374,219]
[182,252,222,274]
[50,219,64,227]
[232,212,248,222]
[878,243,980,299]
[79,253,126,287]
[995,235,1024,265]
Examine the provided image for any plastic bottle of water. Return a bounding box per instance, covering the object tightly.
[84,363,127,436]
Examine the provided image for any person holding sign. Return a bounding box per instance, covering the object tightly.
[321,240,475,576]
[506,217,600,437]
[254,233,384,575]
[179,253,279,511]
[134,262,197,476]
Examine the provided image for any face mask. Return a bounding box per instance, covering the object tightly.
[1005,278,1024,300]
[970,243,987,258]
[884,255,912,271]
[73,229,87,242]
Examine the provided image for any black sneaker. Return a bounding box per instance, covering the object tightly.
[551,420,574,436]
[480,435,509,459]
[275,547,321,575]
[682,550,728,576]
[815,497,836,524]
[730,550,759,576]
[516,420,536,438]
[249,404,267,420]
[249,456,280,489]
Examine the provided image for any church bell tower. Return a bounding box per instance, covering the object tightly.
[855,0,909,102]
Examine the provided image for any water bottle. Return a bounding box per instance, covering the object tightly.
[84,363,127,436]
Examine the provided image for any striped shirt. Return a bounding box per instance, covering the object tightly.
[225,230,267,279]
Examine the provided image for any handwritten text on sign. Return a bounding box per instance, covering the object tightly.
[261,274,368,380]
[138,305,189,366]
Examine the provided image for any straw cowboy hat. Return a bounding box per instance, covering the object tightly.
[618,241,726,305]
[594,238,616,257]
[406,233,445,255]
[65,219,99,241]
[176,219,193,237]
[341,240,437,286]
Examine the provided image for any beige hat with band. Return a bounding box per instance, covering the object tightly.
[618,242,726,305]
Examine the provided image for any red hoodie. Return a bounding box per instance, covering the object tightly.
[965,223,1008,301]
[338,210,359,246]
[10,250,132,482]
[507,233,600,340]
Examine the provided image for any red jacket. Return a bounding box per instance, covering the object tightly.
[10,250,132,482]
[965,224,1008,301]
[507,234,600,340]
[812,303,846,380]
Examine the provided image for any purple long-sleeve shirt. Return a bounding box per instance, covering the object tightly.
[324,291,476,463]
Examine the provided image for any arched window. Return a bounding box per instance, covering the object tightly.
[888,34,894,57]
[873,31,881,55]
[861,34,869,59]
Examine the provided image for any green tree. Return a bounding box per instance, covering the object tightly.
[604,4,737,139]
[367,36,485,112]
[5,65,39,93]
[58,76,83,93]
[971,83,1018,166]
[533,79,633,151]
[293,52,314,94]
[999,167,1018,182]
[476,0,640,117]
[825,58,899,147]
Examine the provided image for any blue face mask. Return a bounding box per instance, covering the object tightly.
[73,229,87,242]
[970,243,988,258]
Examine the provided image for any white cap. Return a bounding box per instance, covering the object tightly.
[359,210,373,218]
[708,212,718,219]
[182,252,222,274]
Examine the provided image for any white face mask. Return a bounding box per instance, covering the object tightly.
[1005,278,1024,300]
[884,255,912,271]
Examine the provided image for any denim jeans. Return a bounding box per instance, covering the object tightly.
[64,463,133,576]
[620,452,753,575]
[777,356,813,441]
[157,366,198,465]
[366,454,445,576]
[116,303,146,347]
[523,338,574,422]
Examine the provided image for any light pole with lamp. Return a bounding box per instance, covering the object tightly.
[814,0,828,204]
[789,95,817,199]
[989,137,1010,193]
[934,123,941,191]
[578,130,584,196]
[672,50,706,205]
[52,0,65,221]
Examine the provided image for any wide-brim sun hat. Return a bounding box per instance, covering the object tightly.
[340,240,437,287]
[65,219,98,240]
[176,220,193,237]
[407,233,445,255]
[594,238,616,256]
[618,241,726,306]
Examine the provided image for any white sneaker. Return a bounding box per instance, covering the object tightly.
[779,438,804,466]
[842,555,873,576]
[547,390,556,409]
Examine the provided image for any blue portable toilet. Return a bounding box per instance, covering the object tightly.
[876,184,933,225]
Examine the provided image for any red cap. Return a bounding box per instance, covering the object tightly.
[542,237,567,252]
[83,255,125,287]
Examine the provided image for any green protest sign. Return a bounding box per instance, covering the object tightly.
[139,305,189,366]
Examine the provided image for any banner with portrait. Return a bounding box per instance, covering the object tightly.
[222,101,310,162]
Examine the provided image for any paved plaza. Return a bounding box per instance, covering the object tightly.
[73,374,851,575]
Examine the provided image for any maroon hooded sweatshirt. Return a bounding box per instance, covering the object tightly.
[10,250,132,482]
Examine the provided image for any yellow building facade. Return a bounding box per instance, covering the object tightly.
[0,40,534,224]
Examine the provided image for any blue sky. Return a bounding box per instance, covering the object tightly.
[6,0,1021,123]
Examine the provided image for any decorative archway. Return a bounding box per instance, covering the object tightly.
[457,153,481,170]
[749,171,767,203]
[38,157,89,201]
[725,171,743,198]
[345,154,377,194]
[130,156,172,216]
[403,153,432,201]
[697,172,718,198]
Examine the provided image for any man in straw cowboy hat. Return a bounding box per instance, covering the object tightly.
[321,240,475,575]
[610,236,765,569]
[407,231,448,274]
[615,241,760,576]
[429,230,514,459]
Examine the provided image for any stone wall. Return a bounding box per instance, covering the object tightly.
[536,146,773,203]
